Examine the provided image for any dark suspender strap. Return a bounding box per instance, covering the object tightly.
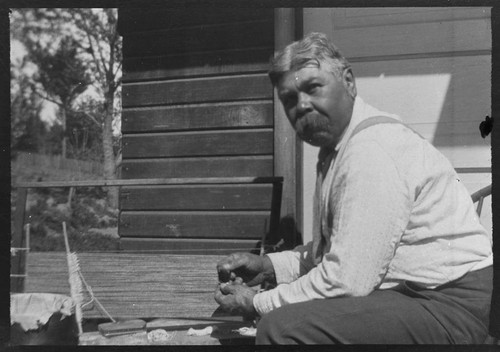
[317,115,420,176]
[351,115,426,142]
[350,115,404,139]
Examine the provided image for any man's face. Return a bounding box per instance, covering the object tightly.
[277,63,356,148]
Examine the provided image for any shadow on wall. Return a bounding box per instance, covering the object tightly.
[353,55,490,152]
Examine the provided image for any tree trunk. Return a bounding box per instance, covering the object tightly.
[61,108,67,158]
[67,187,75,209]
[102,88,118,208]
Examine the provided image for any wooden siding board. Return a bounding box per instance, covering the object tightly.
[122,20,274,58]
[119,211,269,239]
[121,156,274,179]
[120,238,261,255]
[332,7,490,29]
[332,18,491,60]
[122,101,273,133]
[411,121,489,141]
[118,8,274,34]
[122,75,272,107]
[122,130,273,158]
[120,184,274,211]
[123,48,272,82]
[435,145,490,169]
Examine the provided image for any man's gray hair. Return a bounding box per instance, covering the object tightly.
[268,32,351,87]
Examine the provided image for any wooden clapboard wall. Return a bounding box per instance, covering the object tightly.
[117,8,275,253]
[301,7,492,242]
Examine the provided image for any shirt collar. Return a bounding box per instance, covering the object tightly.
[317,96,365,170]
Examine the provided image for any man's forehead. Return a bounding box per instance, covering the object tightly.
[296,65,328,80]
[278,65,329,90]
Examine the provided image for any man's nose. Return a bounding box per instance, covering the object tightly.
[297,93,313,115]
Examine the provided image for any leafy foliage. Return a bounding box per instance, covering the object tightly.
[31,35,91,107]
[14,186,119,252]
[11,8,122,205]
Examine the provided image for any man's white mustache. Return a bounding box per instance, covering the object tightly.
[296,113,328,131]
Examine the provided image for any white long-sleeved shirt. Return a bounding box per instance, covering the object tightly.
[253,96,492,315]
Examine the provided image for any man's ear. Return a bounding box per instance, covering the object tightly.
[343,68,357,99]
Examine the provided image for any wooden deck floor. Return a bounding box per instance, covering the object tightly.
[24,252,226,319]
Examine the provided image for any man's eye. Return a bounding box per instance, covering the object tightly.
[283,96,297,108]
[307,84,321,94]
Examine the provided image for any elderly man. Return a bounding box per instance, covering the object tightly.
[214,32,493,344]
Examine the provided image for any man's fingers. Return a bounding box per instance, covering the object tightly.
[219,282,237,295]
[217,255,235,282]
[217,253,247,282]
[245,277,259,287]
[214,287,226,305]
[216,260,231,282]
[218,271,230,283]
[214,285,238,312]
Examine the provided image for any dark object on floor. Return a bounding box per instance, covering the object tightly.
[98,319,146,337]
[10,312,78,345]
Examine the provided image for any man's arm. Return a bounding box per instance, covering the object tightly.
[264,241,316,284]
[262,173,323,284]
[254,140,412,315]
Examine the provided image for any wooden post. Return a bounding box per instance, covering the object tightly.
[11,188,28,292]
[267,178,283,249]
[273,8,303,247]
[67,186,75,209]
[488,5,500,340]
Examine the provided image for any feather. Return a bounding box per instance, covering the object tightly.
[62,222,83,336]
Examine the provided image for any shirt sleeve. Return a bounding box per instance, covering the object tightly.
[265,241,316,284]
[254,139,412,315]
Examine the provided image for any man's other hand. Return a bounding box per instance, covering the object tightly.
[217,253,276,287]
[214,281,258,318]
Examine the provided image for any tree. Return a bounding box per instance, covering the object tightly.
[29,35,91,158]
[69,9,122,208]
[11,8,122,206]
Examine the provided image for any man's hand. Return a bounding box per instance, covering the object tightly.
[217,253,276,287]
[214,281,258,318]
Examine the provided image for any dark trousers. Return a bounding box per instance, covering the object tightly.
[256,266,492,344]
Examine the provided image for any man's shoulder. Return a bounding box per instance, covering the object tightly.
[350,120,419,148]
[344,121,431,171]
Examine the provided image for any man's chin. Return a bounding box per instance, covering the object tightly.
[300,134,335,148]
